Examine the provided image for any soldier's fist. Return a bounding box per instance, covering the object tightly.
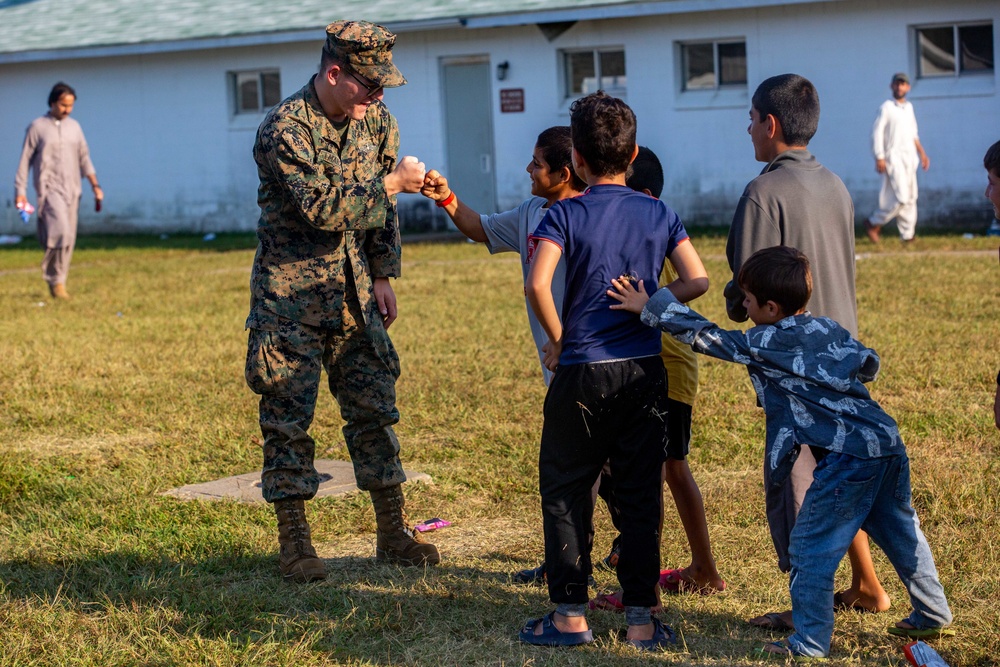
[384,155,426,195]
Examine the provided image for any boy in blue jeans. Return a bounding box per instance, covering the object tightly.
[608,245,953,658]
[520,91,709,650]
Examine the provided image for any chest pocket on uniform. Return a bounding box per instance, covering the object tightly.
[339,132,380,183]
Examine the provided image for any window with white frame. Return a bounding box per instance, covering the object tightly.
[680,40,747,91]
[916,22,994,78]
[562,48,626,99]
[232,70,282,115]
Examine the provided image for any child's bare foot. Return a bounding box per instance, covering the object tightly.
[625,621,655,642]
[758,640,794,656]
[537,611,588,636]
[887,619,956,639]
[748,610,794,631]
[834,587,891,613]
[660,566,727,595]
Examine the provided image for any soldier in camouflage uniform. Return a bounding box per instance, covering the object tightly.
[245,20,440,582]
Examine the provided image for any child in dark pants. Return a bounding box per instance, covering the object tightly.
[520,91,709,650]
[609,245,953,658]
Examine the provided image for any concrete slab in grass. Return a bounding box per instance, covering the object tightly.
[162,459,432,503]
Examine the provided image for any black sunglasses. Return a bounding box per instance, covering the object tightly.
[343,67,383,97]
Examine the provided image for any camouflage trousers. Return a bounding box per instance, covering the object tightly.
[245,299,407,503]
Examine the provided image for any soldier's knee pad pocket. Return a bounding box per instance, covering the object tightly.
[245,328,293,397]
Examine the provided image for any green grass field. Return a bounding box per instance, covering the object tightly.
[0,231,997,666]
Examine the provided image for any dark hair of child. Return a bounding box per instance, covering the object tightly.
[751,74,819,147]
[536,126,587,191]
[625,146,664,198]
[569,91,637,178]
[984,139,1000,175]
[738,246,813,316]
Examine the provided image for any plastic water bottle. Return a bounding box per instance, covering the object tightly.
[16,201,35,224]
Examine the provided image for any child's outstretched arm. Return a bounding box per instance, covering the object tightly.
[421,169,488,242]
[611,282,756,369]
[526,240,564,371]
[664,239,709,303]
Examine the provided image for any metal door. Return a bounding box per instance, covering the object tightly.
[441,59,496,214]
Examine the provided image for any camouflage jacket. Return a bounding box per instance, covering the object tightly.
[247,75,401,329]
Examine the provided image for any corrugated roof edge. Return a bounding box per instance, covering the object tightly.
[0,0,840,64]
[0,18,464,65]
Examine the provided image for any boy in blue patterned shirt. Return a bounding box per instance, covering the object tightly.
[609,245,952,658]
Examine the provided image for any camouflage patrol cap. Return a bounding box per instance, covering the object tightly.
[325,20,406,88]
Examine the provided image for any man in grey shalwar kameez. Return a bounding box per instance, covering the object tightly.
[15,82,103,299]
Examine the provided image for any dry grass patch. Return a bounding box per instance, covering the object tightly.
[0,232,997,665]
[9,431,162,457]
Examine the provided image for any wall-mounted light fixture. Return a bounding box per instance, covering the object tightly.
[496,61,510,81]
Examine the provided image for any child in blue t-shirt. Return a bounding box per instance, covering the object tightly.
[519,91,709,651]
[589,147,725,615]
[609,245,953,658]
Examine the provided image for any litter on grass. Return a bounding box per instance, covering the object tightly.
[904,640,949,667]
[415,517,451,532]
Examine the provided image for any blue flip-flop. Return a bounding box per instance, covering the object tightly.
[519,612,594,646]
[625,616,676,651]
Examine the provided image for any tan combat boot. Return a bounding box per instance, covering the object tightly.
[274,498,326,582]
[49,284,70,299]
[370,485,440,566]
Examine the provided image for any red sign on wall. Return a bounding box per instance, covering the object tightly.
[500,88,525,113]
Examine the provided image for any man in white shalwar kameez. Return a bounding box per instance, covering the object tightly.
[865,72,929,244]
[15,82,103,299]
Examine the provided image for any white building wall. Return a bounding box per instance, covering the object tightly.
[1,42,327,234]
[390,0,997,227]
[1,0,996,235]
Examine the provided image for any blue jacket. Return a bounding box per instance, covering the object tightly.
[642,289,905,485]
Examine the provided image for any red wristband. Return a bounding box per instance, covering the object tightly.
[436,191,456,208]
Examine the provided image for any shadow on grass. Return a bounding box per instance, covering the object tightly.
[0,549,757,662]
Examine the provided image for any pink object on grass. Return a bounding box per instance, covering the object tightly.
[414,518,451,532]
